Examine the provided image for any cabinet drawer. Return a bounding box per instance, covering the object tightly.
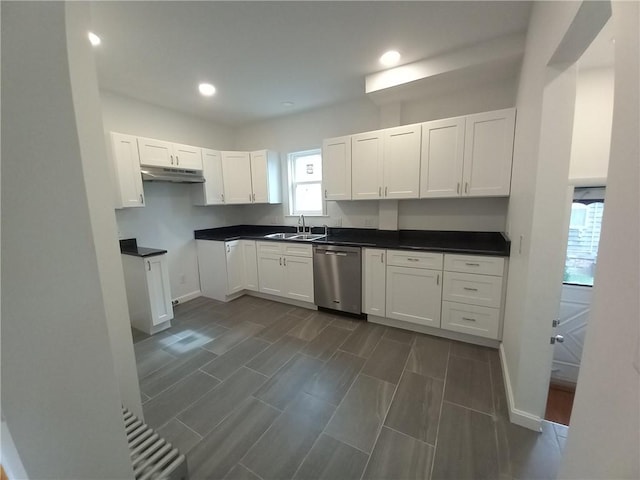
[386,250,443,270]
[442,271,502,308]
[444,254,504,276]
[442,301,500,339]
[257,241,283,255]
[283,243,313,258]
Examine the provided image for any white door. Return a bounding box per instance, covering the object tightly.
[257,253,284,295]
[462,108,516,197]
[110,132,145,208]
[250,150,269,203]
[200,149,225,205]
[382,125,421,199]
[242,240,259,292]
[173,143,203,170]
[386,265,442,327]
[420,117,466,198]
[225,241,244,295]
[283,255,314,302]
[351,131,383,200]
[322,136,352,200]
[363,248,386,316]
[138,137,174,167]
[222,151,252,204]
[146,255,174,325]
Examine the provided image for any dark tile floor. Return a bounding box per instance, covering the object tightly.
[133,296,567,480]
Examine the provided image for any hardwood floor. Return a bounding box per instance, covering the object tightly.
[545,384,575,426]
[132,295,567,480]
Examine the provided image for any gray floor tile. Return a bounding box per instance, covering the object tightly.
[202,321,266,356]
[361,338,411,385]
[156,418,202,455]
[287,306,316,320]
[330,316,362,331]
[503,420,563,480]
[284,392,336,430]
[200,336,270,381]
[406,335,450,380]
[254,354,324,410]
[242,411,323,479]
[224,464,261,480]
[385,371,444,445]
[431,402,499,480]
[140,349,217,398]
[162,323,229,356]
[178,367,269,436]
[134,331,182,355]
[288,312,333,341]
[136,348,177,379]
[142,370,219,429]
[302,325,353,361]
[131,327,150,344]
[304,350,366,405]
[364,426,435,480]
[339,323,385,358]
[255,314,301,342]
[246,334,307,377]
[444,355,493,414]
[324,374,395,453]
[293,434,369,480]
[383,326,415,345]
[451,340,492,363]
[187,397,280,479]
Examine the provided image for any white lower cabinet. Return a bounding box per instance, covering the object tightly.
[441,301,500,339]
[121,253,173,335]
[257,242,314,303]
[225,240,244,295]
[242,240,259,291]
[362,249,386,316]
[386,265,442,328]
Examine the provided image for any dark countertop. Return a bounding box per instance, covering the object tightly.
[194,225,510,257]
[120,238,167,258]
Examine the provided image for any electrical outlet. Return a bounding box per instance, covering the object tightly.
[333,218,342,227]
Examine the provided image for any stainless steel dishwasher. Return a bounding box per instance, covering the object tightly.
[313,245,362,314]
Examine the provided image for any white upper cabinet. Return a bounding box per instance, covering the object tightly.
[250,150,281,204]
[420,117,466,198]
[322,136,352,201]
[137,136,203,170]
[382,124,421,199]
[110,132,145,208]
[351,130,384,200]
[193,148,225,205]
[221,151,252,204]
[462,108,516,197]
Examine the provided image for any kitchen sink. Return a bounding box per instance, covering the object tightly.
[263,232,326,241]
[293,234,326,241]
[264,232,299,239]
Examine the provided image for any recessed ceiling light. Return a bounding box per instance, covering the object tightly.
[379,50,401,67]
[281,101,294,108]
[88,32,101,46]
[198,83,216,97]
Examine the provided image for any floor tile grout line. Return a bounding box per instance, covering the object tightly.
[383,424,437,448]
[172,417,203,444]
[236,403,286,476]
[487,349,512,479]
[441,399,496,418]
[429,342,451,480]
[237,462,266,480]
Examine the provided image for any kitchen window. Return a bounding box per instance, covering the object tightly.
[288,149,324,216]
[563,187,605,287]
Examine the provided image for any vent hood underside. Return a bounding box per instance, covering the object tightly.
[141,166,205,183]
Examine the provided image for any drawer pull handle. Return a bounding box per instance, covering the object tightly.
[465,262,480,266]
[407,258,419,262]
[437,274,440,285]
[381,253,384,263]
[279,257,282,266]
[463,287,478,291]
[462,317,476,322]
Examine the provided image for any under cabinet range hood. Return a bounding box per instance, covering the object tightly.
[140,166,205,183]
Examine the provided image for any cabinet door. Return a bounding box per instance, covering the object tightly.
[250,150,269,203]
[145,255,174,326]
[462,108,515,197]
[198,149,225,205]
[222,151,252,204]
[322,136,352,200]
[242,240,259,291]
[386,266,442,327]
[351,131,383,200]
[111,133,145,208]
[283,255,314,302]
[138,137,174,167]
[257,253,284,295]
[420,117,465,198]
[382,125,421,199]
[173,143,203,170]
[225,240,244,295]
[363,249,386,316]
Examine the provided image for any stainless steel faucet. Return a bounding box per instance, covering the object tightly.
[323,224,329,236]
[298,214,306,233]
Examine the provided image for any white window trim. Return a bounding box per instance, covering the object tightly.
[288,148,325,216]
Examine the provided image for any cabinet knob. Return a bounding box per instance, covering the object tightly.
[283,257,287,266]
[221,193,225,202]
[170,155,174,165]
[249,194,252,202]
[378,187,382,197]
[176,155,179,165]
[385,186,388,197]
[140,194,144,204]
[437,273,440,285]
[253,193,256,202]
[279,257,282,266]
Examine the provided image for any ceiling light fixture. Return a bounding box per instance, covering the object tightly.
[88,31,101,46]
[198,83,216,97]
[379,50,401,67]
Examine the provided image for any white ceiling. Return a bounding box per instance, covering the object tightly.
[89,1,532,127]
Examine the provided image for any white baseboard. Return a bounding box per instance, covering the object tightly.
[499,343,542,432]
[173,290,202,305]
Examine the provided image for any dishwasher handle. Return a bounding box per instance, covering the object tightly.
[314,245,361,256]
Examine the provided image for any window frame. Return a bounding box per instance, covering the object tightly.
[288,148,325,216]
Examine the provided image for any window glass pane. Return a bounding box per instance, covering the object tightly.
[294,154,322,183]
[294,183,322,214]
[564,201,604,286]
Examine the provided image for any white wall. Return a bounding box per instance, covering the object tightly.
[100,91,242,300]
[569,66,614,184]
[560,2,639,477]
[2,3,133,477]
